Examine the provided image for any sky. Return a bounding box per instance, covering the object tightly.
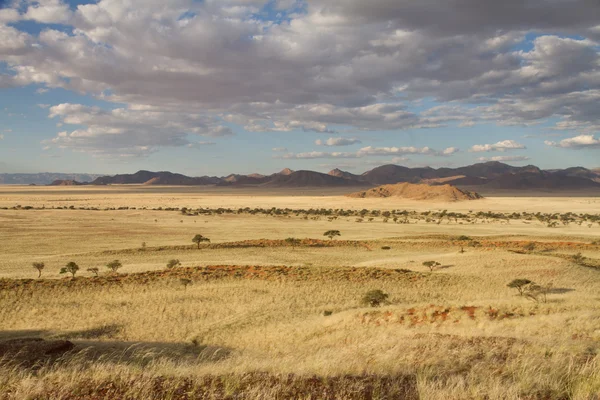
[0,0,599,176]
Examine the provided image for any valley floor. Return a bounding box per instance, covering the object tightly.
[0,186,599,399]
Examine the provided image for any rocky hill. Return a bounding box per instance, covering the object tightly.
[347,182,483,201]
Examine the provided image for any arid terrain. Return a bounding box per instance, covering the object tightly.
[1,185,599,399]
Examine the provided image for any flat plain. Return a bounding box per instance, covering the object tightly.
[0,185,599,399]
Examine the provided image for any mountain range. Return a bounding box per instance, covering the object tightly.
[4,162,600,191]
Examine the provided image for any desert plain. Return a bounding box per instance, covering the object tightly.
[0,185,599,399]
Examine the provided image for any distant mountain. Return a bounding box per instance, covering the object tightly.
[328,168,363,181]
[3,162,599,192]
[481,171,600,190]
[48,180,84,186]
[0,173,103,185]
[360,164,438,184]
[91,171,220,185]
[264,170,366,187]
[347,182,482,201]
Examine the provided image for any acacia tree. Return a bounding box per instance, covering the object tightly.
[323,230,341,240]
[32,262,45,278]
[167,259,181,269]
[60,261,79,278]
[87,267,99,277]
[192,234,210,249]
[507,279,533,296]
[106,260,123,273]
[423,261,441,272]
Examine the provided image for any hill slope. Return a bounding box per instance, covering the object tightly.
[347,182,483,201]
[265,170,365,187]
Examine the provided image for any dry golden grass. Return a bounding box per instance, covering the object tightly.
[0,186,599,399]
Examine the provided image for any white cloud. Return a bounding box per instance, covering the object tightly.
[0,0,598,157]
[43,103,232,157]
[0,134,4,140]
[477,155,531,162]
[545,135,600,149]
[470,140,526,152]
[280,145,459,159]
[315,137,361,146]
[24,0,72,24]
[272,147,288,152]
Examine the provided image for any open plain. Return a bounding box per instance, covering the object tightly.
[1,185,599,399]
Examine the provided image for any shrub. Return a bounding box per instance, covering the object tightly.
[60,262,79,278]
[323,230,341,240]
[106,260,123,273]
[87,267,99,277]
[167,259,181,269]
[323,310,333,316]
[457,235,472,241]
[192,234,210,249]
[381,246,391,250]
[32,262,45,278]
[572,252,586,264]
[361,290,389,307]
[507,279,533,296]
[423,261,441,272]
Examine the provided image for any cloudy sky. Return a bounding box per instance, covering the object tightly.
[0,0,599,175]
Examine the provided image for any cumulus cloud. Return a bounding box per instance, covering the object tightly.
[315,137,361,146]
[470,140,526,152]
[477,155,531,162]
[43,103,232,157]
[24,0,72,24]
[0,0,598,157]
[545,134,600,149]
[279,145,458,159]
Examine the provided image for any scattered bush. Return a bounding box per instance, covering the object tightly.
[87,267,99,277]
[507,278,533,296]
[423,261,441,272]
[323,310,333,316]
[106,260,123,273]
[361,289,389,307]
[381,246,391,250]
[167,259,181,269]
[457,235,472,241]
[523,242,536,252]
[323,230,341,240]
[192,234,210,249]
[32,262,45,278]
[60,262,80,278]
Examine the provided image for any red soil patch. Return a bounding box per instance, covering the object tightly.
[359,305,533,326]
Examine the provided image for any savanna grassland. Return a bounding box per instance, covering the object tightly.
[0,185,600,399]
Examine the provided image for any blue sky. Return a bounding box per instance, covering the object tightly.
[1,0,599,175]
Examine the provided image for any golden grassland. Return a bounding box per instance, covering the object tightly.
[1,186,600,399]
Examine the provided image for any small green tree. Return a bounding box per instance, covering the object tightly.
[572,252,585,264]
[106,260,123,273]
[32,262,45,278]
[323,230,341,240]
[361,289,389,307]
[60,261,79,278]
[423,261,441,272]
[192,234,210,249]
[507,279,533,296]
[87,267,99,277]
[167,259,181,269]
